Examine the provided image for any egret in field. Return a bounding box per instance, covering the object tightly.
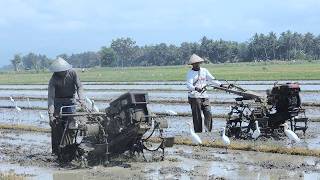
[15,105,22,112]
[9,96,15,103]
[252,121,261,140]
[13,101,22,112]
[85,96,92,105]
[186,122,202,145]
[39,112,45,120]
[220,127,231,153]
[166,110,178,116]
[251,121,261,147]
[12,102,22,124]
[27,97,31,107]
[85,96,99,112]
[283,123,300,145]
[90,99,100,112]
[38,112,47,124]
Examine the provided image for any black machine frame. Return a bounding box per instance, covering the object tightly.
[207,83,308,139]
[54,92,174,166]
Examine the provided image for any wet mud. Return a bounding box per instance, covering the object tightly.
[1,128,320,179]
[1,81,320,179]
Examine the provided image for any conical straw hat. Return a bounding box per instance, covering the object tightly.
[188,54,204,65]
[49,57,72,72]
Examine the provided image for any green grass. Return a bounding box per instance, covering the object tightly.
[1,61,320,84]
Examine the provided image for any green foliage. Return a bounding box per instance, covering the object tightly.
[68,52,99,68]
[110,37,138,67]
[99,47,116,67]
[9,31,320,70]
[21,53,50,72]
[88,31,320,67]
[10,54,22,72]
[0,61,319,84]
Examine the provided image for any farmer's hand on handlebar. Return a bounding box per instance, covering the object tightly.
[195,87,203,93]
[228,83,234,89]
[77,99,86,109]
[220,84,229,88]
[220,84,234,89]
[49,114,56,127]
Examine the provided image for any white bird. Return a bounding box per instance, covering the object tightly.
[38,114,47,124]
[221,127,231,153]
[283,123,300,145]
[15,105,22,112]
[27,97,31,107]
[13,103,22,124]
[252,121,261,139]
[85,96,93,106]
[9,96,15,103]
[166,110,178,116]
[13,100,22,112]
[39,112,45,120]
[186,122,202,145]
[90,100,100,112]
[85,96,99,112]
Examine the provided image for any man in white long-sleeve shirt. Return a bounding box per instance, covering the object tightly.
[186,54,225,133]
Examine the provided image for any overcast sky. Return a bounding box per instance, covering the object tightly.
[1,0,320,66]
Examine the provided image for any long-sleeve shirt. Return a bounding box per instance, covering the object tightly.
[48,69,84,115]
[186,67,222,98]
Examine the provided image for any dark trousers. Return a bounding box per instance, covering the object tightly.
[188,97,212,133]
[51,101,75,155]
[51,121,64,155]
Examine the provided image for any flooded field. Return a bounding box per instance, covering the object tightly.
[1,100,320,121]
[0,81,320,91]
[1,80,320,179]
[1,126,320,179]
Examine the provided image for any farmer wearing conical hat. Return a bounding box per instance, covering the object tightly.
[48,57,85,155]
[186,54,226,133]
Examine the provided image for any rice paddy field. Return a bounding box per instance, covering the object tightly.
[0,61,320,84]
[1,61,320,179]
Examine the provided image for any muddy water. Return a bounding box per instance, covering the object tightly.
[1,89,320,105]
[0,108,49,127]
[0,163,53,179]
[1,129,320,180]
[1,108,320,151]
[166,117,320,150]
[82,80,320,85]
[0,81,320,91]
[1,81,320,179]
[81,84,320,91]
[1,97,320,119]
[2,80,318,85]
[0,89,240,101]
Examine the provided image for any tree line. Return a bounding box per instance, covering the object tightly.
[10,30,320,71]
